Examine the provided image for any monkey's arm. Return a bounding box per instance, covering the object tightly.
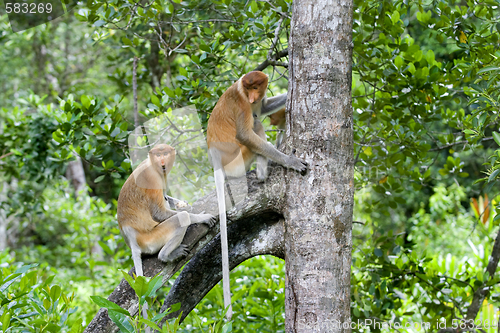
[150,199,178,222]
[236,109,307,173]
[260,93,287,116]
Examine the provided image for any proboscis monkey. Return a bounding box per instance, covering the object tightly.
[117,143,215,276]
[269,107,286,148]
[206,71,308,319]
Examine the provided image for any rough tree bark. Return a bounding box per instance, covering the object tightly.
[285,0,354,331]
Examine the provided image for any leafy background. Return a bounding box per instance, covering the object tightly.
[0,0,500,331]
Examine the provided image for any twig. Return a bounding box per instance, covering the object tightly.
[159,19,241,25]
[125,2,139,30]
[429,137,494,152]
[0,152,13,159]
[133,56,139,127]
[254,49,289,71]
[267,17,283,61]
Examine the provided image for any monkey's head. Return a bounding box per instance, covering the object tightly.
[149,144,176,175]
[242,71,268,104]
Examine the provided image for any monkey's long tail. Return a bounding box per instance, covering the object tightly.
[210,148,233,320]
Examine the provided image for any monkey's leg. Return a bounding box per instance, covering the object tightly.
[158,226,189,262]
[121,226,144,277]
[224,174,236,207]
[253,118,268,181]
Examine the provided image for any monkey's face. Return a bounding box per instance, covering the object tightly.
[242,71,268,104]
[149,144,176,175]
[246,84,267,104]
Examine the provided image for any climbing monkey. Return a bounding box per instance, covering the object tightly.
[206,71,308,319]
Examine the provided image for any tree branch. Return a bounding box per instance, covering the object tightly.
[254,49,289,72]
[429,137,494,152]
[159,215,285,324]
[133,56,139,128]
[84,168,286,332]
[466,227,500,319]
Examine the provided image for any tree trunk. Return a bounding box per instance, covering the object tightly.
[66,155,87,197]
[285,0,354,331]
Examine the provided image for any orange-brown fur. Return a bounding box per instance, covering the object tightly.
[206,71,307,320]
[207,70,306,177]
[117,144,176,249]
[207,72,272,175]
[269,108,285,127]
[117,144,214,276]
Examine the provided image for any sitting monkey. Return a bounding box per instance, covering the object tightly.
[117,144,215,277]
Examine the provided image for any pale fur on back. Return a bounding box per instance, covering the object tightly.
[117,156,167,234]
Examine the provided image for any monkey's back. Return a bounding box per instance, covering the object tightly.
[117,168,163,233]
[207,82,239,145]
[207,80,257,173]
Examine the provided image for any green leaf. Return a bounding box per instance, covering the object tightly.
[250,1,258,12]
[0,273,22,292]
[493,132,500,146]
[98,241,113,255]
[94,175,105,183]
[477,66,500,74]
[134,275,149,300]
[139,317,161,330]
[2,312,11,330]
[52,131,63,143]
[105,159,114,169]
[391,11,400,24]
[488,169,500,182]
[90,296,130,316]
[81,95,91,109]
[69,318,83,333]
[222,321,233,333]
[394,56,403,68]
[121,270,135,287]
[107,310,134,333]
[94,20,106,27]
[145,274,164,298]
[122,37,133,46]
[151,94,161,107]
[49,285,61,301]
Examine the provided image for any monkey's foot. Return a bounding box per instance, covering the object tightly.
[194,213,216,228]
[204,215,216,228]
[167,244,190,261]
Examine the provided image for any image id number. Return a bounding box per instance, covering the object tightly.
[5,2,53,14]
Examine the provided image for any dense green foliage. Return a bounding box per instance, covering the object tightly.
[1,0,500,331]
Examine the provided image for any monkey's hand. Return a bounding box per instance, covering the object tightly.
[175,200,192,211]
[191,213,216,228]
[284,156,308,175]
[165,195,192,212]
